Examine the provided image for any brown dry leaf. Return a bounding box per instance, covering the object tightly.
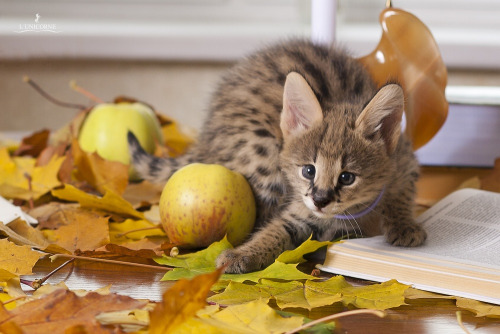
[2,219,67,254]
[106,239,170,256]
[76,241,166,259]
[0,221,42,248]
[36,142,67,167]
[122,180,163,208]
[42,208,110,253]
[51,184,144,219]
[28,202,81,229]
[0,239,44,279]
[7,219,49,247]
[71,139,129,195]
[0,288,146,334]
[13,129,50,157]
[149,268,223,334]
[0,221,67,255]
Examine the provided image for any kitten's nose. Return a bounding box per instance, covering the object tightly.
[312,195,331,209]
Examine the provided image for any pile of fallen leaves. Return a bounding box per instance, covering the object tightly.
[1,84,499,333]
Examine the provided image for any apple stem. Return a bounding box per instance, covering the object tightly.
[50,253,174,271]
[23,76,87,110]
[115,226,163,238]
[70,80,105,104]
[20,259,75,290]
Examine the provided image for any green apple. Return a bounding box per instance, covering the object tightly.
[160,163,256,248]
[78,102,163,179]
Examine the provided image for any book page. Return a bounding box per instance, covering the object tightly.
[335,189,500,270]
[414,188,500,267]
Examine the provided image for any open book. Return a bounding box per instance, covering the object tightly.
[317,188,500,305]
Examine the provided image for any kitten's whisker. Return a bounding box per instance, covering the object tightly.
[344,210,363,239]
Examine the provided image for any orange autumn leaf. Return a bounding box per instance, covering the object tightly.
[359,5,448,150]
[42,208,110,253]
[149,268,223,334]
[71,139,129,195]
[0,288,146,334]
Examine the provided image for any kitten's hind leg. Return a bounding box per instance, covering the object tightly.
[127,131,188,184]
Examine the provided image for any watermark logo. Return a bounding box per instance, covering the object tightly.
[14,14,61,33]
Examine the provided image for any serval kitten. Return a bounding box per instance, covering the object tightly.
[128,39,426,273]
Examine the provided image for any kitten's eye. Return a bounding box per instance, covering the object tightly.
[338,172,355,186]
[302,165,316,180]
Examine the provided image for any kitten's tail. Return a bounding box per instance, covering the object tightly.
[127,131,192,184]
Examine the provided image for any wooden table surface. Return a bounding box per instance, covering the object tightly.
[24,167,500,333]
[29,256,499,334]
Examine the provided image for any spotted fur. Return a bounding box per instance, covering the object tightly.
[128,39,426,273]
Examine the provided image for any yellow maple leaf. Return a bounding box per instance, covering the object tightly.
[0,147,64,200]
[341,279,409,310]
[109,219,165,243]
[0,239,44,278]
[455,298,500,318]
[209,276,349,311]
[199,299,304,334]
[51,184,144,219]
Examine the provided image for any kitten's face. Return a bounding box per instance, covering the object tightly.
[278,73,403,218]
[281,110,394,219]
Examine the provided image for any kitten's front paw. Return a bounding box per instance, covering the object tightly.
[386,223,427,247]
[216,249,264,274]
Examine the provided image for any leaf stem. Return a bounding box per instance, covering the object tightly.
[284,309,386,334]
[456,311,472,334]
[23,76,87,110]
[50,253,174,271]
[116,226,163,238]
[20,259,75,290]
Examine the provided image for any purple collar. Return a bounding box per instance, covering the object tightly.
[334,187,385,220]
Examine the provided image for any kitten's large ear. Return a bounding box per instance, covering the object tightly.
[280,72,323,140]
[355,84,404,155]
